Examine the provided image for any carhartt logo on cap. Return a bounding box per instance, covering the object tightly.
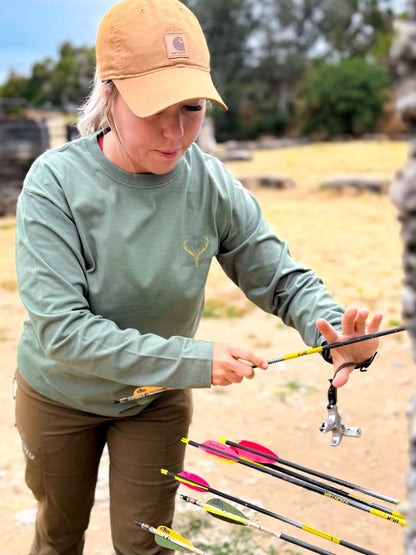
[165,34,189,59]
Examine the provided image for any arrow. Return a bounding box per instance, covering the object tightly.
[222,438,399,505]
[161,468,380,555]
[182,438,406,527]
[218,439,404,518]
[179,494,334,554]
[114,327,406,402]
[114,386,170,404]
[257,326,406,367]
[135,521,206,554]
[179,494,336,555]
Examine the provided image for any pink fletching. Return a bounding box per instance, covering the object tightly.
[178,471,210,492]
[235,440,279,464]
[200,440,237,461]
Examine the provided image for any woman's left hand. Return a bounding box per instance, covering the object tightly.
[315,306,383,387]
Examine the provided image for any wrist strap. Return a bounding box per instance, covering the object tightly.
[334,351,377,378]
[354,351,377,372]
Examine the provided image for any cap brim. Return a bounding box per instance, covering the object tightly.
[113,66,227,117]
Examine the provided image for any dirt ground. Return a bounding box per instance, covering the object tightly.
[0,285,414,555]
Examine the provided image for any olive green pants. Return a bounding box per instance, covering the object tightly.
[15,371,193,555]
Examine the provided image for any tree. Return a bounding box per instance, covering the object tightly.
[0,42,95,111]
[182,0,258,140]
[183,0,396,138]
[0,71,30,101]
[248,0,395,110]
[49,43,95,109]
[296,57,391,137]
[314,0,395,61]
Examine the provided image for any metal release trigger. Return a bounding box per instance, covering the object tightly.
[319,379,361,446]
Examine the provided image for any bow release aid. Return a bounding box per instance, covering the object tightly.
[319,379,361,446]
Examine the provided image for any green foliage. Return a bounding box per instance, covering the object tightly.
[0,42,95,110]
[203,299,249,319]
[310,0,395,61]
[296,58,391,137]
[0,72,29,103]
[274,380,317,403]
[175,0,398,140]
[183,0,258,141]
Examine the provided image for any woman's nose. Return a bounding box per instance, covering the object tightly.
[162,111,185,139]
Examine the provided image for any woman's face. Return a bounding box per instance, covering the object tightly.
[104,92,207,174]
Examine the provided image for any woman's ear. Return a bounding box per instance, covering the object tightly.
[102,86,111,103]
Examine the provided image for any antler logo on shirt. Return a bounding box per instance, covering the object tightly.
[183,235,209,267]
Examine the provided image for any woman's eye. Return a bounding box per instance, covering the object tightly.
[185,105,203,112]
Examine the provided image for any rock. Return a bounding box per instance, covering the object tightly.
[320,176,390,194]
[238,175,295,190]
[0,117,49,215]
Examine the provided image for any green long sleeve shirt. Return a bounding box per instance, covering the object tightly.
[15,132,344,416]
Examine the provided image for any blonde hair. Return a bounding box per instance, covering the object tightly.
[77,70,142,173]
[77,70,119,136]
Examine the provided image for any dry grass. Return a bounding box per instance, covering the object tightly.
[0,217,17,291]
[207,139,409,327]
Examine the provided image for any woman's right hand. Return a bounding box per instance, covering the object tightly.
[211,342,268,386]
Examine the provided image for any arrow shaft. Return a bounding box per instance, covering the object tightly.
[224,439,399,505]
[260,459,401,518]
[180,495,337,555]
[135,521,206,554]
[162,469,379,555]
[115,387,170,404]
[225,442,401,517]
[186,438,405,527]
[265,326,406,366]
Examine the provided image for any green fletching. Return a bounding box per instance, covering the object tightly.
[205,498,248,525]
[155,535,191,552]
[155,526,194,552]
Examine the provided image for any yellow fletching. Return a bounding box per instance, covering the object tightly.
[157,526,193,546]
[133,386,166,396]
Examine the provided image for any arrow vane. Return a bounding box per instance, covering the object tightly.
[182,438,406,527]
[219,439,403,517]
[223,438,399,505]
[114,386,170,404]
[135,521,206,554]
[161,468,379,554]
[179,494,336,555]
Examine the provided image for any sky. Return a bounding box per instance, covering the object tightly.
[0,0,410,85]
[0,0,117,83]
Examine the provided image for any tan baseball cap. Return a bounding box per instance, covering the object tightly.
[96,0,227,117]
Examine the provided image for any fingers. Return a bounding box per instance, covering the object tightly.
[315,318,337,343]
[317,306,382,343]
[345,307,367,335]
[367,312,383,333]
[340,307,383,336]
[315,308,364,342]
[234,347,269,371]
[316,306,383,388]
[211,343,268,387]
[332,366,352,388]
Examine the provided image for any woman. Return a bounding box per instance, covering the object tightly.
[14,0,381,553]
